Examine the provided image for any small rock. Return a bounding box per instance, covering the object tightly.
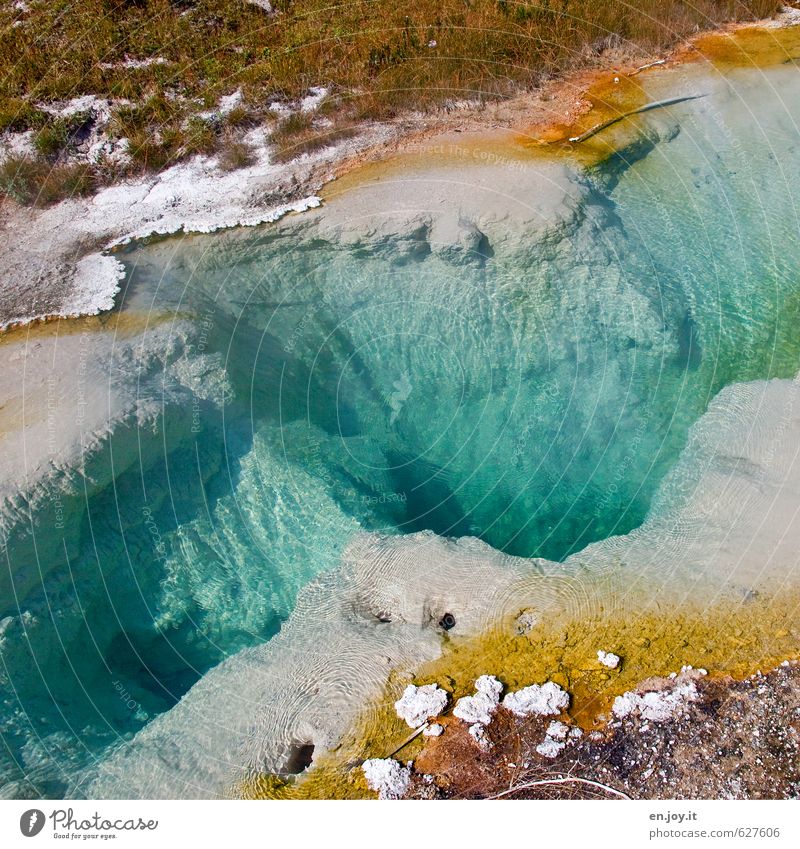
[598,650,621,669]
[394,683,448,728]
[362,758,411,800]
[536,736,566,759]
[453,675,503,726]
[502,681,570,717]
[545,720,569,740]
[515,609,539,634]
[469,723,492,750]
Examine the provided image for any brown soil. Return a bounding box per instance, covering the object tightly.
[406,662,800,800]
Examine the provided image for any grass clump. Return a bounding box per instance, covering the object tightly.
[182,116,218,156]
[0,155,96,206]
[271,122,358,163]
[32,112,92,159]
[269,107,359,162]
[223,105,260,129]
[216,135,257,171]
[33,122,71,158]
[0,98,48,133]
[271,111,315,143]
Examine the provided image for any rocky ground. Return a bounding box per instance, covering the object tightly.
[390,662,800,800]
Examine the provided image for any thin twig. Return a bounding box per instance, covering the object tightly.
[385,723,428,759]
[486,776,632,800]
[630,58,667,76]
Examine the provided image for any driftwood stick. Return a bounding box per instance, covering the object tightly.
[568,94,705,143]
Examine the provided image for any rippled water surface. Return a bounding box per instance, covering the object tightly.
[2,59,800,796]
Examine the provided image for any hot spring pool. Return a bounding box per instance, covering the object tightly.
[2,57,800,797]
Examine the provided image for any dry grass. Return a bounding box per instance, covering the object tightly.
[2,1,781,114]
[0,0,784,188]
[269,108,359,161]
[216,134,257,171]
[0,97,47,133]
[271,124,359,162]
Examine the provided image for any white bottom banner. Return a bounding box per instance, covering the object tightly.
[1,800,796,848]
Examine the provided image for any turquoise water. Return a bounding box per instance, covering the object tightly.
[2,64,800,797]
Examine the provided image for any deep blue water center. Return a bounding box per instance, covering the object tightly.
[2,65,800,797]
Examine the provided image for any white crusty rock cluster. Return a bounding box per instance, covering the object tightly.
[597,650,621,669]
[453,675,503,749]
[453,676,573,752]
[535,737,565,758]
[454,675,503,725]
[362,758,411,800]
[502,681,570,717]
[534,719,583,758]
[394,683,448,728]
[612,670,704,722]
[536,719,569,758]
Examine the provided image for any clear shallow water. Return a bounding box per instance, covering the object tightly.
[2,62,800,797]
